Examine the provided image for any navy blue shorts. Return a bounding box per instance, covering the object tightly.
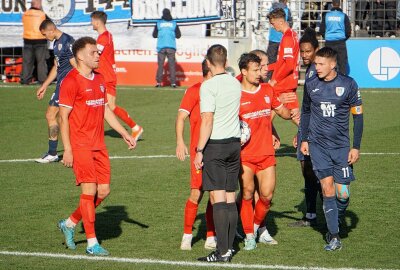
[309,143,355,184]
[48,81,61,107]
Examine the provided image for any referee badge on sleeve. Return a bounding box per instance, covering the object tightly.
[336,87,345,97]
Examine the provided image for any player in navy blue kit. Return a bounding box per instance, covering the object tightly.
[300,47,363,251]
[289,28,322,228]
[35,20,75,163]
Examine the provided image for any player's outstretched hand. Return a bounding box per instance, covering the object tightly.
[123,134,136,150]
[36,85,47,100]
[279,92,297,104]
[290,109,300,125]
[61,149,73,168]
[176,143,188,161]
[272,134,281,150]
[194,152,203,170]
[292,133,298,148]
[348,148,360,165]
[300,141,309,156]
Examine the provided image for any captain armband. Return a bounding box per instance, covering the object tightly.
[351,105,363,115]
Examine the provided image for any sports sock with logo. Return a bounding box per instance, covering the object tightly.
[205,200,216,237]
[48,140,58,156]
[323,196,339,236]
[70,196,104,224]
[254,197,271,226]
[80,194,96,239]
[113,106,136,128]
[240,198,254,235]
[183,200,198,234]
[212,202,229,254]
[227,202,238,250]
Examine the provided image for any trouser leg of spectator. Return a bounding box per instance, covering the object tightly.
[166,48,176,85]
[326,41,348,75]
[375,2,385,36]
[21,43,34,84]
[34,44,48,84]
[386,1,397,35]
[266,41,279,81]
[156,49,167,84]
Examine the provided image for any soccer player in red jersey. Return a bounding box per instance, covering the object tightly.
[238,53,298,250]
[176,60,216,250]
[57,37,136,256]
[267,8,300,125]
[91,11,143,141]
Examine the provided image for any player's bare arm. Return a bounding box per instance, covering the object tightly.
[59,106,73,167]
[175,111,189,161]
[104,105,136,150]
[278,92,297,104]
[272,124,281,150]
[274,104,292,120]
[194,112,213,170]
[37,60,57,100]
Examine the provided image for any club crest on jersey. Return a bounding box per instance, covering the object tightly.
[308,71,314,78]
[58,43,63,51]
[336,87,345,97]
[100,84,105,93]
[264,96,270,104]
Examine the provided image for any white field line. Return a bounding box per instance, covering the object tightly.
[0,84,399,93]
[0,153,399,163]
[0,250,396,270]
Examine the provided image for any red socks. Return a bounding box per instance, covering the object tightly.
[70,196,104,224]
[254,198,271,226]
[205,200,216,237]
[80,194,96,239]
[184,200,198,234]
[113,106,136,128]
[240,198,254,235]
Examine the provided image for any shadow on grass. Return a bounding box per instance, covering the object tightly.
[105,129,144,141]
[76,205,149,245]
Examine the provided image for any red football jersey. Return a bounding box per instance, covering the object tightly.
[240,83,282,156]
[179,82,201,153]
[271,28,299,93]
[59,69,107,150]
[95,31,116,84]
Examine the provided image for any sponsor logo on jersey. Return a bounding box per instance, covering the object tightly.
[242,109,271,119]
[284,47,293,54]
[86,98,105,107]
[312,88,320,93]
[336,87,345,96]
[320,102,336,117]
[264,96,270,104]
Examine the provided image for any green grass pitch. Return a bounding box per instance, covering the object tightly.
[0,84,399,269]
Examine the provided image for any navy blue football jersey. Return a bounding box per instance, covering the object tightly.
[53,33,74,82]
[301,73,362,149]
[305,63,317,81]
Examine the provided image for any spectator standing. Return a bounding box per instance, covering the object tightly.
[372,0,397,37]
[320,0,351,75]
[152,8,181,88]
[21,0,48,84]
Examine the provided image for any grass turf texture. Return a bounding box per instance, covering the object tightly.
[0,84,399,269]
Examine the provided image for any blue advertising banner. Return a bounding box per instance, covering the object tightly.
[0,0,131,26]
[130,0,235,26]
[347,39,400,88]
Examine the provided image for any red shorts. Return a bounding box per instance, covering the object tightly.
[72,149,111,185]
[105,82,116,97]
[241,155,276,174]
[190,152,202,189]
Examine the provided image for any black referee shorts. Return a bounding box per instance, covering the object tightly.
[202,137,241,192]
